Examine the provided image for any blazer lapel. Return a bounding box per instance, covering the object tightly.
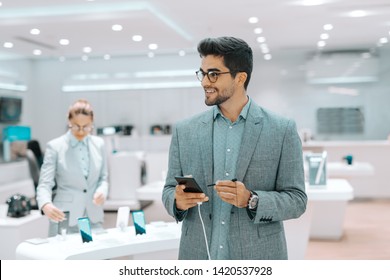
[197,110,214,199]
[236,104,264,181]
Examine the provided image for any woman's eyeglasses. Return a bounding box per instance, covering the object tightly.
[69,124,93,133]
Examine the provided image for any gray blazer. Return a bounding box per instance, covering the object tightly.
[162,102,307,259]
[37,132,108,227]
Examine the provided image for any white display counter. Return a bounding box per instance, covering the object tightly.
[16,222,181,260]
[306,179,353,240]
[304,161,375,178]
[303,140,390,198]
[0,210,49,259]
[326,162,374,177]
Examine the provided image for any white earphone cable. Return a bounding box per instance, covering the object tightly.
[197,202,211,260]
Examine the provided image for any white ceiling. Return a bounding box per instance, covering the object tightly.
[1,0,390,60]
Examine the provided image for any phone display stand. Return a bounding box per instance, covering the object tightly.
[116,206,130,232]
[306,151,327,188]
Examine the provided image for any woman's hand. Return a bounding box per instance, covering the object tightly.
[42,203,65,222]
[93,192,105,206]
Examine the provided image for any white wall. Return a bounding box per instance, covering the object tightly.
[2,47,390,147]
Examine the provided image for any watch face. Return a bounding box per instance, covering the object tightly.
[248,192,259,209]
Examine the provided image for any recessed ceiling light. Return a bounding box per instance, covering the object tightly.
[132,35,142,42]
[256,37,266,43]
[248,17,259,24]
[112,24,123,31]
[148,43,158,50]
[348,10,367,17]
[254,28,263,34]
[264,54,272,60]
[320,33,329,40]
[260,44,269,54]
[83,47,92,53]
[33,49,42,56]
[317,41,326,48]
[59,39,70,45]
[0,2,2,7]
[178,50,186,56]
[103,54,111,60]
[3,42,13,48]
[323,24,333,31]
[380,37,388,44]
[30,28,40,35]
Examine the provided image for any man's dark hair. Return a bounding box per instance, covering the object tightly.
[197,36,253,90]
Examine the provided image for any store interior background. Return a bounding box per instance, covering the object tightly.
[1,0,390,259]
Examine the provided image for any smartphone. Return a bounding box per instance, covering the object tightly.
[77,217,93,243]
[116,206,130,230]
[175,176,204,193]
[58,211,70,235]
[131,210,146,235]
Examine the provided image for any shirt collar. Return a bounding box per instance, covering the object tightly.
[213,96,252,121]
[68,130,89,148]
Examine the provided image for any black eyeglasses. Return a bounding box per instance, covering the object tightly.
[196,70,232,83]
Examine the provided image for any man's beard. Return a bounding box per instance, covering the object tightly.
[205,89,231,106]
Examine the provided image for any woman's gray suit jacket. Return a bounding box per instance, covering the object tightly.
[37,132,108,228]
[162,102,307,259]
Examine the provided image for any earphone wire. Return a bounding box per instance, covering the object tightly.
[197,203,211,260]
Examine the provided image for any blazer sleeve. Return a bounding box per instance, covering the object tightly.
[253,119,307,223]
[36,142,58,210]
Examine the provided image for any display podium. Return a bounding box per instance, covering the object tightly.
[0,210,49,259]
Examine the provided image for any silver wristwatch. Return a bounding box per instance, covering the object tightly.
[248,190,259,210]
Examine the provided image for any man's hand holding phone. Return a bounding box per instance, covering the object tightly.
[174,176,209,211]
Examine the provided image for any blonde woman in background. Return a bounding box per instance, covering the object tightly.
[37,99,109,237]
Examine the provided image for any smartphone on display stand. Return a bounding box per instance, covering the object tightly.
[116,206,130,231]
[77,217,93,243]
[58,211,70,235]
[132,210,146,235]
[175,176,204,193]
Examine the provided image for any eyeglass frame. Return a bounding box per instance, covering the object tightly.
[195,70,235,83]
[68,124,94,133]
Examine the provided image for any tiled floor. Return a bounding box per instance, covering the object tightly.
[104,198,390,260]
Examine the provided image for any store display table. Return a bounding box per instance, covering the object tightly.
[15,222,180,260]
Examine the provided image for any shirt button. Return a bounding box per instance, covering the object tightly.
[227,148,231,152]
[83,189,87,193]
[229,126,232,129]
[221,221,225,225]
[219,245,223,249]
[225,172,229,176]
